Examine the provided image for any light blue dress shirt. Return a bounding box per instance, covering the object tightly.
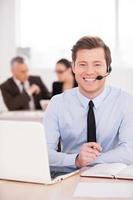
[44,86,133,172]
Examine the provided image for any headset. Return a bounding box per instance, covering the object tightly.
[96,65,112,80]
[107,65,112,73]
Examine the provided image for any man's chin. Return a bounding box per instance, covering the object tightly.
[83,86,97,92]
[80,86,97,93]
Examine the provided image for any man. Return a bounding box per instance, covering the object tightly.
[44,36,133,172]
[0,89,7,112]
[0,56,51,110]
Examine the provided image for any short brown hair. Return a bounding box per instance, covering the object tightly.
[11,56,25,66]
[71,36,112,67]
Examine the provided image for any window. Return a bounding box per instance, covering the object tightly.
[18,0,115,69]
[119,0,133,66]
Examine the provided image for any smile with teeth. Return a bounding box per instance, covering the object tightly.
[83,77,96,83]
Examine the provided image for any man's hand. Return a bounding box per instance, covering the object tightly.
[28,84,41,95]
[75,142,102,168]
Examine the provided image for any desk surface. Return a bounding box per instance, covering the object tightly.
[0,111,44,121]
[0,174,132,200]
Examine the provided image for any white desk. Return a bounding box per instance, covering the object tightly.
[0,174,132,200]
[0,111,44,122]
[0,111,132,199]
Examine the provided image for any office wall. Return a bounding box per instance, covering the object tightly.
[107,68,133,94]
[0,0,16,81]
[0,0,133,95]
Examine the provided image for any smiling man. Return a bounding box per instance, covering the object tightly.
[44,36,133,172]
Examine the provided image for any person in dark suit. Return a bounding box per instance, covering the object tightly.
[52,58,77,96]
[0,56,51,110]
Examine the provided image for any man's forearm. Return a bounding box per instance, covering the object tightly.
[92,143,133,165]
[48,148,78,168]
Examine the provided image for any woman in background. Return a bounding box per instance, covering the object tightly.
[52,58,77,96]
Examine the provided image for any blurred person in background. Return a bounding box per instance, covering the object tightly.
[0,56,51,110]
[0,88,7,112]
[0,91,7,113]
[52,58,77,96]
[0,66,7,112]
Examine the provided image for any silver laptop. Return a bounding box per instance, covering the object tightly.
[0,120,78,184]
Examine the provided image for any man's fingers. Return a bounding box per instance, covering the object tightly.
[82,147,100,156]
[76,142,102,168]
[81,142,102,153]
[87,148,101,156]
[80,151,98,161]
[79,153,97,165]
[87,142,102,151]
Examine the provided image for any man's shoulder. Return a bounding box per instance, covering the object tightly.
[0,77,14,88]
[50,87,78,103]
[63,87,78,97]
[28,75,44,87]
[29,75,41,81]
[109,85,133,102]
[46,88,78,114]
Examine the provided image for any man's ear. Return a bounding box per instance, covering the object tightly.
[11,65,15,74]
[72,62,75,74]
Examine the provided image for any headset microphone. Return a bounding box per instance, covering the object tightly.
[96,73,109,80]
[95,66,112,80]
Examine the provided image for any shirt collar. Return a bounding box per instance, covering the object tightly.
[76,86,110,110]
[13,77,22,87]
[13,77,29,87]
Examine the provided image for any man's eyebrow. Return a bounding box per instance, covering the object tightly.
[93,60,103,63]
[77,61,88,63]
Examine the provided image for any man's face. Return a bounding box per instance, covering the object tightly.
[11,62,29,82]
[72,48,107,97]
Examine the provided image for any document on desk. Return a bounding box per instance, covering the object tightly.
[73,182,133,198]
[80,163,133,180]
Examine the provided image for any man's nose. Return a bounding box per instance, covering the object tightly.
[85,65,95,74]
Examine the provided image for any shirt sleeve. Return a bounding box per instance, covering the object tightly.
[43,95,77,168]
[92,96,133,165]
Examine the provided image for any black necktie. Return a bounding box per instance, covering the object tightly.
[87,100,96,142]
[21,82,26,94]
[20,82,30,109]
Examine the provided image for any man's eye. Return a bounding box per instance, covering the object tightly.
[79,63,86,67]
[95,64,101,67]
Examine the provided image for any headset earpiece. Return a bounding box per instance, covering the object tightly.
[107,66,112,73]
